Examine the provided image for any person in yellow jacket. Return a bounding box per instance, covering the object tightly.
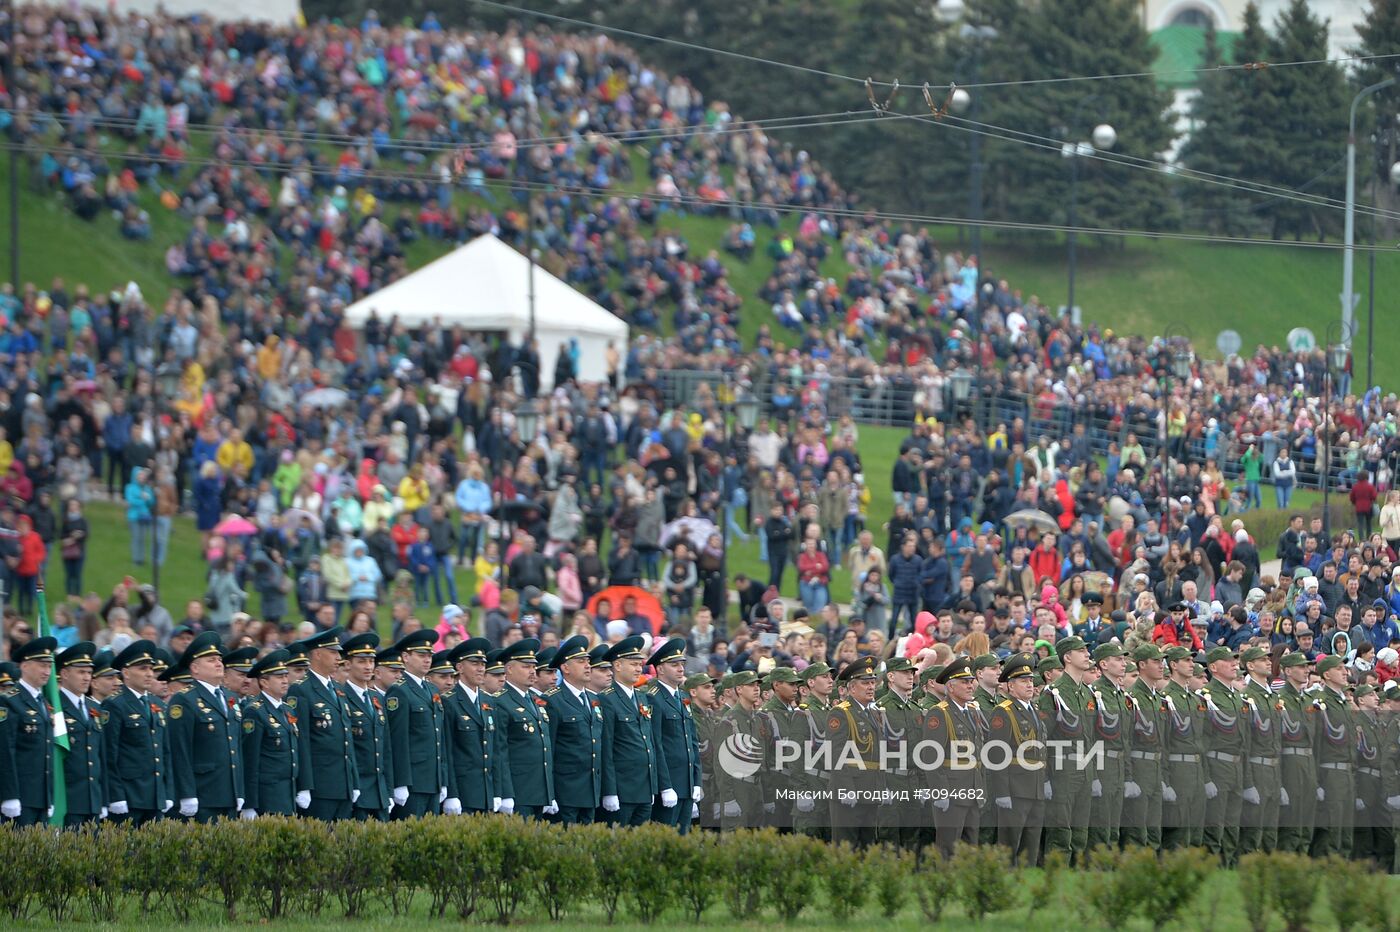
[397,464,431,516]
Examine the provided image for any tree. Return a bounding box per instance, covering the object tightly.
[1353,0,1400,236]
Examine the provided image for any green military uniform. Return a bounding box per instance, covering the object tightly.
[544,636,604,824]
[986,654,1045,866]
[442,639,504,814]
[0,662,17,696]
[55,642,108,827]
[342,634,392,820]
[386,630,452,818]
[241,651,300,816]
[1277,653,1321,853]
[758,667,808,830]
[915,666,941,711]
[598,637,662,827]
[687,674,721,831]
[646,639,701,832]
[498,639,556,818]
[825,659,882,847]
[971,654,1002,846]
[1037,637,1095,862]
[0,637,58,826]
[1239,647,1283,855]
[871,657,925,849]
[1123,645,1166,850]
[1311,658,1356,858]
[102,640,168,825]
[288,628,359,821]
[714,670,771,831]
[1161,648,1207,849]
[927,657,986,859]
[1087,642,1131,851]
[1381,682,1400,872]
[1352,685,1383,861]
[167,633,245,822]
[1201,647,1248,867]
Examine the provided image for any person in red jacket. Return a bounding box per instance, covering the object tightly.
[12,514,46,616]
[1028,532,1062,586]
[1151,602,1204,650]
[389,511,420,569]
[1350,470,1378,539]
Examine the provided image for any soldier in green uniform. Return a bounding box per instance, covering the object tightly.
[1200,646,1248,866]
[646,638,701,832]
[599,636,667,826]
[374,648,403,693]
[1277,651,1320,853]
[987,653,1045,866]
[1122,644,1167,851]
[1087,641,1131,851]
[1161,644,1206,849]
[916,665,942,710]
[498,638,557,819]
[545,636,605,824]
[757,665,810,832]
[103,640,169,825]
[826,658,884,846]
[715,670,769,832]
[0,637,58,826]
[586,645,612,696]
[428,651,456,694]
[286,643,310,686]
[970,653,1001,845]
[533,648,558,697]
[168,632,245,823]
[342,633,392,820]
[483,650,507,697]
[89,649,122,704]
[1038,636,1096,863]
[873,656,923,849]
[223,647,259,703]
[287,628,359,820]
[1239,645,1283,855]
[686,673,721,831]
[1311,654,1356,857]
[240,650,300,818]
[55,642,107,827]
[927,657,986,859]
[1353,683,1383,861]
[386,629,452,818]
[1037,655,1062,690]
[800,662,834,714]
[441,637,503,815]
[1381,681,1400,872]
[149,648,173,705]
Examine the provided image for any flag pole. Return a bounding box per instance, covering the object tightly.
[35,584,67,827]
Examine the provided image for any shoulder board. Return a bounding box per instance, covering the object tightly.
[798,703,808,710]
[442,688,456,699]
[834,700,850,710]
[996,699,1013,710]
[601,687,615,695]
[249,700,263,710]
[935,701,949,710]
[643,683,659,694]
[544,687,561,696]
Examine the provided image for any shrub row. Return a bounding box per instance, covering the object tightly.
[0,817,1385,927]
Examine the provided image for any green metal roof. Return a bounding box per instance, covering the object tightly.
[1150,26,1240,89]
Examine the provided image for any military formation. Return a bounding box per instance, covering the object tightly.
[3,618,1399,873]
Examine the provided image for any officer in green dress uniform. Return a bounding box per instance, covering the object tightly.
[103,640,169,825]
[441,637,504,815]
[544,636,605,824]
[223,647,259,703]
[1037,636,1096,863]
[167,632,245,823]
[1277,651,1321,852]
[586,645,612,696]
[1122,644,1167,850]
[1199,646,1248,866]
[715,669,770,832]
[149,648,173,704]
[987,653,1046,866]
[1087,641,1131,851]
[54,642,107,827]
[1353,683,1384,861]
[341,633,392,820]
[285,642,311,686]
[873,656,923,849]
[483,649,507,697]
[497,638,556,819]
[686,673,721,831]
[970,653,1001,845]
[1239,645,1283,855]
[240,650,300,818]
[1311,654,1356,857]
[646,638,701,832]
[386,629,452,818]
[599,636,666,826]
[928,657,986,859]
[1161,644,1207,849]
[89,649,123,704]
[0,637,59,826]
[533,647,558,697]
[427,651,456,694]
[374,648,403,693]
[287,627,359,820]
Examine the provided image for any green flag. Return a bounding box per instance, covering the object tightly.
[36,586,68,827]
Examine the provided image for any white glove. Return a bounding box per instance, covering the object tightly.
[47,806,54,818]
[1318,787,1326,802]
[491,796,502,812]
[99,806,108,820]
[236,798,244,811]
[393,787,409,807]
[1242,787,1261,806]
[1124,781,1141,799]
[842,793,858,808]
[722,799,740,817]
[1162,784,1178,804]
[295,790,311,810]
[691,785,703,802]
[387,799,396,814]
[1204,782,1218,800]
[602,795,620,812]
[439,786,448,803]
[1,800,20,819]
[351,789,361,804]
[763,802,776,814]
[1043,781,1053,801]
[240,808,257,820]
[443,797,462,816]
[692,803,700,819]
[179,798,198,817]
[1386,795,1400,811]
[661,788,678,808]
[934,797,950,812]
[499,798,515,815]
[1091,779,1103,798]
[1280,787,1290,807]
[163,800,173,813]
[795,796,814,813]
[1357,798,1367,812]
[109,800,129,815]
[995,796,1013,810]
[544,800,559,815]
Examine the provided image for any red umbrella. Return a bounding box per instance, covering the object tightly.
[585,586,664,635]
[212,515,259,536]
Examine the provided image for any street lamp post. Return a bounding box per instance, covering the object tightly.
[1159,325,1192,519]
[498,401,539,588]
[956,23,998,263]
[1062,98,1115,324]
[1321,321,1350,536]
[1344,79,1396,346]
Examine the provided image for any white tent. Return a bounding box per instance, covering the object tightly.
[344,235,628,388]
[106,0,301,24]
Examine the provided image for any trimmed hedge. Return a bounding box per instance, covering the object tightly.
[0,819,1371,925]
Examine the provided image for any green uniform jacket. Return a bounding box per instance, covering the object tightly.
[986,698,1046,800]
[0,686,54,810]
[1038,676,1094,774]
[1242,680,1282,791]
[545,685,605,810]
[241,697,300,815]
[649,683,701,796]
[386,675,452,797]
[442,685,505,810]
[498,683,555,807]
[1163,681,1206,761]
[600,686,662,804]
[1128,680,1166,788]
[289,674,358,802]
[714,704,770,814]
[1314,686,1355,767]
[167,684,244,808]
[344,685,392,812]
[926,699,985,795]
[1202,681,1249,777]
[101,688,168,811]
[59,691,107,816]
